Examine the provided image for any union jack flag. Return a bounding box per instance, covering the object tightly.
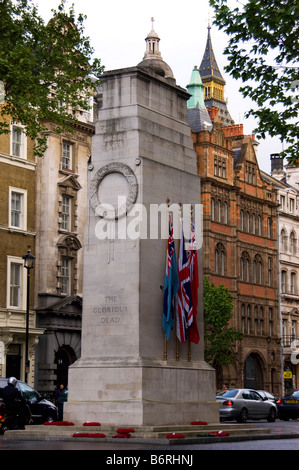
[166,218,175,276]
[176,219,193,343]
[187,223,199,344]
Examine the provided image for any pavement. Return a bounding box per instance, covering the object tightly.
[2,420,299,445]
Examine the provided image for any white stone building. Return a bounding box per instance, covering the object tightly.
[268,154,299,392]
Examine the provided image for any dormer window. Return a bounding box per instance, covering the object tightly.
[245,163,256,185]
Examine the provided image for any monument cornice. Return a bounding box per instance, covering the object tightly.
[101,66,191,101]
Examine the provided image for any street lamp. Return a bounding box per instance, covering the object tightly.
[22,249,35,384]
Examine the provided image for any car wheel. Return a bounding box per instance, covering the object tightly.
[267,407,276,422]
[43,410,58,423]
[237,408,248,423]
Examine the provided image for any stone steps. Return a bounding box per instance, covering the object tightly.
[2,422,271,441]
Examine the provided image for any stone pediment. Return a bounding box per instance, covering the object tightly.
[58,174,82,191]
[57,234,82,252]
[38,295,82,317]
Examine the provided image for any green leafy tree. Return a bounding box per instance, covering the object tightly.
[209,0,298,165]
[203,277,242,367]
[0,0,104,157]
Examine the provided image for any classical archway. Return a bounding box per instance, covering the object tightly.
[54,345,77,388]
[244,353,264,389]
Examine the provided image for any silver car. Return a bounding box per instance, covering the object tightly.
[216,388,277,423]
[257,390,278,404]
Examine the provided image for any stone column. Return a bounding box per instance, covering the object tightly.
[65,67,218,425]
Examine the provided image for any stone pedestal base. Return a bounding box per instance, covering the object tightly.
[64,358,219,425]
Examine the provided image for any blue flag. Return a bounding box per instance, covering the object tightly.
[162,215,179,340]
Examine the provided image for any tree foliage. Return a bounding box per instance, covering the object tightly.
[203,277,242,366]
[209,0,299,165]
[0,0,104,157]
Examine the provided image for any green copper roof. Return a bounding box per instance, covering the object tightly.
[186,67,205,110]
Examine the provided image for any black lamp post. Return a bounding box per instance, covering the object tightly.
[22,249,35,384]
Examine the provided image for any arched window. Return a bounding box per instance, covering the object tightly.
[260,307,264,335]
[246,212,250,232]
[290,231,296,255]
[215,243,225,275]
[240,210,244,231]
[268,257,272,285]
[211,198,215,221]
[55,345,77,389]
[57,235,82,296]
[217,200,221,222]
[254,306,259,335]
[223,201,228,224]
[291,272,296,295]
[241,252,250,282]
[257,215,262,235]
[246,304,251,334]
[252,213,256,234]
[281,270,287,293]
[281,229,287,252]
[241,304,246,333]
[267,217,272,238]
[253,255,263,284]
[244,353,264,389]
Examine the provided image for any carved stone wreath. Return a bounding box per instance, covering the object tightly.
[89,162,138,220]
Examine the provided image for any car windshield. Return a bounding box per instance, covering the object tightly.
[291,391,299,398]
[216,389,238,398]
[18,382,40,403]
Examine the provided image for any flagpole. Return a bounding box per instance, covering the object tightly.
[176,201,182,362]
[164,197,170,361]
[188,205,193,362]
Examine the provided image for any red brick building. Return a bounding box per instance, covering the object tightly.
[186,29,282,393]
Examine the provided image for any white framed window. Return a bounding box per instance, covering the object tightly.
[290,198,295,213]
[61,257,71,295]
[9,187,27,230]
[281,270,287,293]
[62,141,72,170]
[61,195,71,231]
[7,256,26,309]
[10,123,27,159]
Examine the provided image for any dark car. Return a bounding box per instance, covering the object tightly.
[0,378,57,424]
[276,390,299,421]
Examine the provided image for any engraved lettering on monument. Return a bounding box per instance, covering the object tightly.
[93,295,129,327]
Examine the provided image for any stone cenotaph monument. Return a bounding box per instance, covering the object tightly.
[64,24,218,425]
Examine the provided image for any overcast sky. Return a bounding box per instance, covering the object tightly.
[34,0,283,173]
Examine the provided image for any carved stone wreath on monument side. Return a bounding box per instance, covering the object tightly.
[89,162,138,220]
